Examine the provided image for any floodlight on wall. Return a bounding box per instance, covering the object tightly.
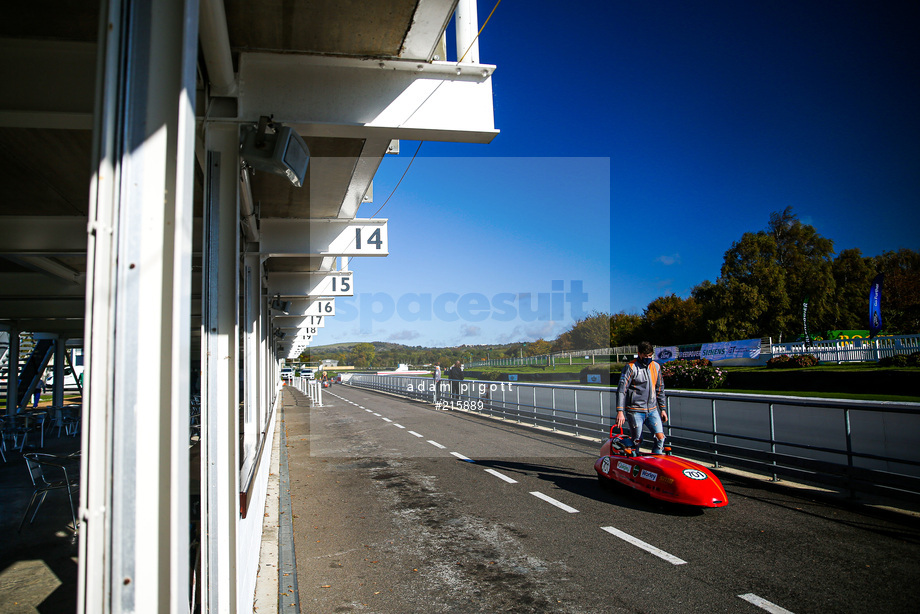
[240,116,310,187]
[273,329,286,339]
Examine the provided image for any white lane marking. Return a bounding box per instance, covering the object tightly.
[408,431,424,438]
[600,526,686,565]
[738,594,796,614]
[358,406,365,409]
[450,452,474,462]
[365,409,373,413]
[484,469,518,483]
[530,491,579,514]
[393,424,406,429]
[427,440,446,449]
[372,412,381,416]
[381,417,392,423]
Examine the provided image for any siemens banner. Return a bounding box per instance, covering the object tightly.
[656,339,761,363]
[700,339,762,361]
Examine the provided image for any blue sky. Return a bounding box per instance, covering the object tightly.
[318,0,920,349]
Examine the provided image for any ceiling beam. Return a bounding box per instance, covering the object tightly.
[0,216,88,254]
[401,0,457,61]
[0,298,85,318]
[0,39,96,129]
[237,53,498,143]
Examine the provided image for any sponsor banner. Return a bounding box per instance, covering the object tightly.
[678,346,702,360]
[700,338,761,362]
[654,346,678,362]
[826,330,869,340]
[616,461,631,473]
[640,469,658,482]
[869,274,884,338]
[802,297,811,346]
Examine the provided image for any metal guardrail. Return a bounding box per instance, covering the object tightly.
[346,374,920,502]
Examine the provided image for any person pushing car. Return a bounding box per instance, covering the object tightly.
[615,341,668,454]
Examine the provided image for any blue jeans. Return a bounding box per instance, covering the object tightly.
[626,410,665,454]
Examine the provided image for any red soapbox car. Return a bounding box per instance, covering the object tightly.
[594,427,728,508]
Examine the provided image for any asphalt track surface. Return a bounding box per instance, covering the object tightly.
[283,385,920,614]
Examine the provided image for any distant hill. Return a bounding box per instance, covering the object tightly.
[306,341,524,355]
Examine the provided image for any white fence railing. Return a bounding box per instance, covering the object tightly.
[470,346,636,368]
[771,334,920,363]
[289,376,323,406]
[469,335,920,368]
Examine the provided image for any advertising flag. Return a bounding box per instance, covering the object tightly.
[869,274,884,338]
[802,296,810,346]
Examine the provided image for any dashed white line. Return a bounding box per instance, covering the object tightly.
[427,440,446,449]
[600,526,686,565]
[372,412,381,416]
[484,469,518,483]
[408,431,424,438]
[738,594,795,614]
[530,491,579,513]
[381,417,392,422]
[365,409,373,413]
[393,424,405,429]
[450,452,473,462]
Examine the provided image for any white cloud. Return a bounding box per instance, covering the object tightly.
[524,321,559,339]
[388,329,421,341]
[460,324,482,337]
[655,253,681,266]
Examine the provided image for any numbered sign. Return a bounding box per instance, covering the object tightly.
[273,313,327,329]
[267,272,354,297]
[261,219,388,257]
[307,300,335,316]
[283,299,335,317]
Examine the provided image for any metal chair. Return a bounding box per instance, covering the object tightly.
[18,451,80,533]
[18,411,47,450]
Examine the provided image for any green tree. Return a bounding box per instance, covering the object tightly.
[831,248,875,329]
[874,249,920,333]
[707,208,836,342]
[527,339,552,356]
[561,311,611,350]
[640,294,705,345]
[716,231,787,339]
[768,207,836,338]
[609,312,643,347]
[552,331,574,351]
[348,342,375,369]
